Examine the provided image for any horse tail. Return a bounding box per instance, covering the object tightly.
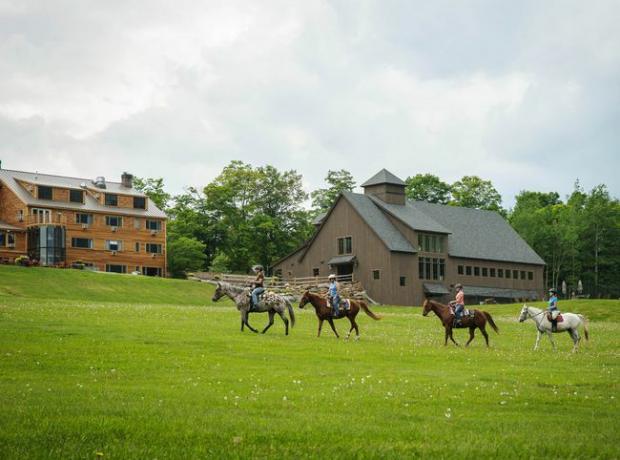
[579,314,589,340]
[359,300,382,320]
[483,311,499,333]
[286,298,296,328]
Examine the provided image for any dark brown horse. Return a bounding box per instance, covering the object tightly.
[422,299,499,347]
[299,291,381,339]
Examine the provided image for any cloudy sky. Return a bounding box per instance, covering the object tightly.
[1,0,618,207]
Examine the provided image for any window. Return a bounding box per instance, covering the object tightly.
[135,242,140,252]
[337,237,352,255]
[418,257,446,280]
[520,271,526,280]
[38,185,53,200]
[133,196,146,209]
[0,233,4,246]
[513,270,519,279]
[71,238,93,249]
[458,265,464,275]
[312,268,319,277]
[466,266,472,276]
[146,220,162,231]
[528,271,534,281]
[105,240,122,251]
[400,276,406,286]
[106,264,126,274]
[105,216,122,227]
[146,243,162,254]
[372,270,380,280]
[75,213,93,225]
[505,269,511,279]
[134,218,142,229]
[439,259,445,279]
[105,194,118,206]
[474,267,480,277]
[70,190,84,203]
[432,258,439,280]
[418,233,443,253]
[490,268,496,278]
[142,267,162,277]
[498,268,504,278]
[482,267,488,277]
[7,233,15,247]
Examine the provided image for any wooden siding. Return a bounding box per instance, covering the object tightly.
[0,182,27,261]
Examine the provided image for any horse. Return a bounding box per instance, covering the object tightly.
[298,290,381,339]
[518,305,589,352]
[211,282,295,335]
[422,299,499,347]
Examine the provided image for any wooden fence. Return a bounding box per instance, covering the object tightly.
[191,272,353,288]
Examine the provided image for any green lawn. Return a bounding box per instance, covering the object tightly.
[0,266,618,459]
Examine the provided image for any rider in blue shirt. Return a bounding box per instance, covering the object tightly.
[548,288,559,332]
[328,274,340,316]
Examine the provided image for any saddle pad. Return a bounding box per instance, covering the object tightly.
[341,299,351,310]
[546,313,564,323]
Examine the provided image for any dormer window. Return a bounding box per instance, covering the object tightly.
[105,193,118,206]
[70,189,84,203]
[38,185,52,200]
[133,196,146,209]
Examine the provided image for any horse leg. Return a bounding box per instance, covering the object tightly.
[241,313,245,332]
[448,327,459,346]
[327,318,339,338]
[480,325,489,347]
[534,330,542,350]
[444,327,449,346]
[353,317,360,340]
[569,328,580,353]
[261,311,275,334]
[546,331,556,350]
[243,310,258,333]
[346,316,355,340]
[276,310,289,335]
[317,319,324,337]
[465,327,475,347]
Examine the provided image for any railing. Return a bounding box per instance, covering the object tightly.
[193,272,354,288]
[24,214,67,226]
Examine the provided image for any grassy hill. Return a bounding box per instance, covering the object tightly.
[0,266,618,459]
[0,265,216,305]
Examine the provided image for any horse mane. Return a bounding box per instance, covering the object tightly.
[219,282,249,294]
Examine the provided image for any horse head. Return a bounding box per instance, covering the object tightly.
[518,304,529,322]
[212,282,224,302]
[298,290,311,309]
[422,298,432,316]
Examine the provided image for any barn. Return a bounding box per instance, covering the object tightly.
[271,169,545,306]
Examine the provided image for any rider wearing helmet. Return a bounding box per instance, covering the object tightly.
[250,265,265,310]
[328,274,341,316]
[450,283,465,323]
[548,288,559,332]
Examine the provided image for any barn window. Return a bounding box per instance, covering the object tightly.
[474,267,480,277]
[513,270,519,279]
[482,267,488,277]
[400,276,406,286]
[466,266,472,276]
[372,270,380,280]
[528,271,534,281]
[337,237,352,255]
[439,259,445,279]
[490,268,496,278]
[313,268,320,277]
[105,194,118,206]
[458,265,464,275]
[505,269,511,279]
[497,268,503,278]
[520,270,526,280]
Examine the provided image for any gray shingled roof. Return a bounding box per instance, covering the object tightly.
[412,201,545,265]
[312,212,327,226]
[361,169,406,187]
[369,196,451,234]
[342,192,415,253]
[0,169,166,218]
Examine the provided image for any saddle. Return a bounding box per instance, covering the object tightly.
[546,313,564,323]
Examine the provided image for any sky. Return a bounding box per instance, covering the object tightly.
[0,0,618,208]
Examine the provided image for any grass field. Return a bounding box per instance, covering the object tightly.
[0,265,618,459]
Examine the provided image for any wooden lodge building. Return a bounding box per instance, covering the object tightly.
[272,169,545,306]
[0,167,167,276]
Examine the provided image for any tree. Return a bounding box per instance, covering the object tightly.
[450,176,505,215]
[404,174,451,204]
[311,170,356,213]
[167,236,207,278]
[133,177,171,211]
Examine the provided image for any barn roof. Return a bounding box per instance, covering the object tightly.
[369,197,451,234]
[0,169,166,218]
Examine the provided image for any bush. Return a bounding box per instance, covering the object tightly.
[15,256,30,267]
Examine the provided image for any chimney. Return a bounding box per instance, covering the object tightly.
[121,172,133,189]
[93,176,107,189]
[361,169,406,205]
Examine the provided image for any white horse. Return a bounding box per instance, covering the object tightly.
[518,305,589,352]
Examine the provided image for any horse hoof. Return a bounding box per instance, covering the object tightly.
[354,336,360,341]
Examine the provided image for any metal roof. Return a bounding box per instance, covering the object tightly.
[463,285,539,300]
[0,169,166,218]
[423,283,450,295]
[411,201,545,265]
[342,192,416,253]
[369,196,451,234]
[361,169,406,187]
[327,255,357,265]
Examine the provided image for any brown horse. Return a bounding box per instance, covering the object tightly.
[422,299,499,347]
[299,291,381,339]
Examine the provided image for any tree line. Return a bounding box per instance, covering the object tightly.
[134,163,620,297]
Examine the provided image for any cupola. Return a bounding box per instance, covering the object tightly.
[361,169,406,205]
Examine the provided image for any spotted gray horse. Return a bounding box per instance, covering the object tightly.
[211,281,295,335]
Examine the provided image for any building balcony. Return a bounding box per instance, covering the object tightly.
[24,214,67,227]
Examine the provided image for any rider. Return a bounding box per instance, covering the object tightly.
[450,283,465,324]
[250,265,265,310]
[548,288,560,332]
[328,274,341,316]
